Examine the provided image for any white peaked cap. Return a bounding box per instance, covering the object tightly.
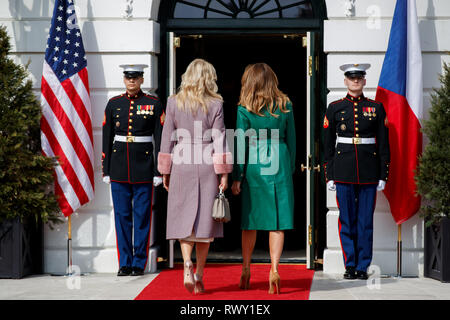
[339,63,371,75]
[119,64,149,72]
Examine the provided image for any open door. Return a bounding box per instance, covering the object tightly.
[167,32,179,268]
[305,31,320,269]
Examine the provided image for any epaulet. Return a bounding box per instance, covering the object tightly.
[329,98,344,106]
[109,93,124,101]
[367,98,382,105]
[144,93,159,101]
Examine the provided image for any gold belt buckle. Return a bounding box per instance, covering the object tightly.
[353,137,361,144]
[126,136,135,143]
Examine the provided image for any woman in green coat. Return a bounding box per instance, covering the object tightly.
[231,63,296,295]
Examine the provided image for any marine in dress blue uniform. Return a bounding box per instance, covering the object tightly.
[102,64,164,276]
[323,64,390,280]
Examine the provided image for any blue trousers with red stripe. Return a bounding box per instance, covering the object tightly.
[336,183,377,272]
[111,182,152,270]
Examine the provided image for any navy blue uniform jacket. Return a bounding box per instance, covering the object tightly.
[323,93,390,184]
[102,90,164,183]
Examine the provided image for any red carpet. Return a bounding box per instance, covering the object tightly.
[135,263,314,300]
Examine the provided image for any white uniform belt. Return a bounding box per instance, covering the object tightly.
[114,135,152,143]
[337,136,376,144]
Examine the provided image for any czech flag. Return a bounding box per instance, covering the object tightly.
[376,0,423,224]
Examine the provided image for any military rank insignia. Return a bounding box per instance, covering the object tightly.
[160,111,166,126]
[323,115,329,128]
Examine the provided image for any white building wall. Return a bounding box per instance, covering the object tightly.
[323,0,450,276]
[2,0,449,275]
[1,0,161,273]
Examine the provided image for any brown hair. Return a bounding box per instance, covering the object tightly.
[238,63,290,117]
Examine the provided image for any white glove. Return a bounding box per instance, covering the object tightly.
[377,180,386,191]
[153,176,163,187]
[327,180,336,191]
[103,176,111,184]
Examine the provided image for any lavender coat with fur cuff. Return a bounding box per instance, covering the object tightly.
[158,96,232,240]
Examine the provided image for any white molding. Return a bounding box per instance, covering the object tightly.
[343,0,356,18]
[123,0,134,20]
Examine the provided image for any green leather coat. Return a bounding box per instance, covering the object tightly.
[232,102,296,230]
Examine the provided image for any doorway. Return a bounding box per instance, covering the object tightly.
[157,0,328,269]
[173,34,308,262]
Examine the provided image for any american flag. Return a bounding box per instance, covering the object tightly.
[40,0,94,217]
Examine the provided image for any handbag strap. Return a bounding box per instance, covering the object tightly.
[217,187,225,199]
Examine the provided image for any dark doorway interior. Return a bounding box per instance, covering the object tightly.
[175,34,307,262]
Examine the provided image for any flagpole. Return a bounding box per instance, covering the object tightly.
[396,224,402,277]
[68,215,73,275]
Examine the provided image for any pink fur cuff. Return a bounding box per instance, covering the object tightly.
[212,152,233,174]
[158,152,172,174]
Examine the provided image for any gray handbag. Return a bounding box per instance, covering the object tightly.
[212,187,231,223]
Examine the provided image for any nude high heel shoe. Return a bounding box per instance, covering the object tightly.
[239,267,251,290]
[194,273,205,294]
[268,269,280,294]
[183,261,194,293]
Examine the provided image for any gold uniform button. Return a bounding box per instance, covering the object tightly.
[131,101,134,104]
[113,149,117,152]
[355,121,359,124]
[129,113,133,116]
[146,151,149,155]
[354,108,358,112]
[354,103,358,106]
[355,134,360,137]
[128,132,132,136]
[130,106,134,110]
[355,114,358,118]
[355,127,359,131]
[129,126,132,129]
[129,119,133,123]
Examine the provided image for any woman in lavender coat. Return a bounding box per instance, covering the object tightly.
[158,59,232,294]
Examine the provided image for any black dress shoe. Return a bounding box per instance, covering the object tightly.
[356,271,368,280]
[131,267,144,276]
[117,266,132,276]
[344,267,357,280]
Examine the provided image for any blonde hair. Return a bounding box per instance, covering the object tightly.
[238,63,290,117]
[175,58,223,114]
